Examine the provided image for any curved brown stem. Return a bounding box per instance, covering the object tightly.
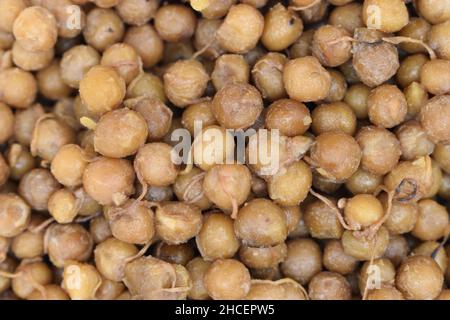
[108,200,137,221]
[372,184,388,197]
[28,218,54,234]
[431,224,450,260]
[309,189,354,231]
[134,160,148,203]
[192,33,217,60]
[382,37,436,60]
[359,176,419,240]
[91,277,103,300]
[0,269,48,299]
[355,189,395,240]
[75,212,100,223]
[24,269,48,300]
[123,241,153,264]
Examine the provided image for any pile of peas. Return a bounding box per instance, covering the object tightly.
[0,0,450,301]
